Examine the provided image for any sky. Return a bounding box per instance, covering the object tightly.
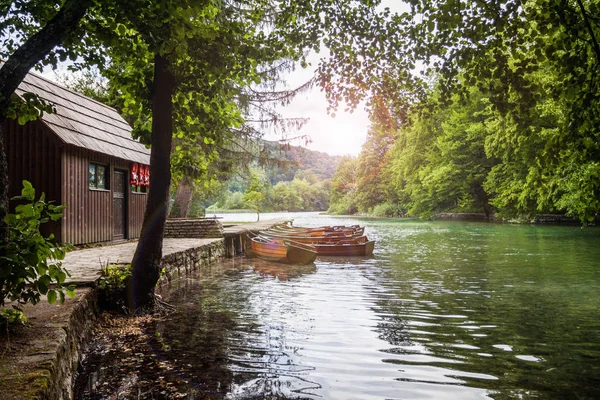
[41,61,371,157]
[265,0,408,157]
[263,56,372,157]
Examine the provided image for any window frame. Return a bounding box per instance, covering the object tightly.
[89,162,110,191]
[131,184,148,194]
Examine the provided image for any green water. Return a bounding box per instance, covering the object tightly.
[153,215,600,399]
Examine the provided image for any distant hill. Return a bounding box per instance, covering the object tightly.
[212,140,339,212]
[263,141,342,184]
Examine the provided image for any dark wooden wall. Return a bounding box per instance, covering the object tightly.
[3,119,63,241]
[61,145,147,245]
[4,119,149,246]
[129,192,146,239]
[4,119,148,245]
[62,146,112,244]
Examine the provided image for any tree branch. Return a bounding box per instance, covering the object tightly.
[0,0,93,115]
[574,0,600,65]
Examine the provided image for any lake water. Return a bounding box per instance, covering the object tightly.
[94,213,600,399]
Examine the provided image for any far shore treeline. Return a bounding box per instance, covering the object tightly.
[326,2,599,224]
[204,143,339,215]
[195,1,600,224]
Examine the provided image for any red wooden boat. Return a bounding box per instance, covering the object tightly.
[249,235,317,265]
[268,224,364,237]
[313,238,375,256]
[271,224,365,236]
[261,231,369,245]
[259,233,375,256]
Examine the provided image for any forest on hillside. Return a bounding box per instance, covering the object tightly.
[328,0,600,224]
[207,142,340,213]
[263,142,341,184]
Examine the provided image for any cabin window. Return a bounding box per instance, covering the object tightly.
[89,163,109,190]
[131,185,147,194]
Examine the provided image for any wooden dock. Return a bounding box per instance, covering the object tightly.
[222,218,291,257]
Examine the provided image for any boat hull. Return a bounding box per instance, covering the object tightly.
[258,224,375,257]
[261,232,368,245]
[271,224,364,237]
[250,237,317,265]
[313,240,375,256]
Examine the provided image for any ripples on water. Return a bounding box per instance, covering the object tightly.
[153,213,600,399]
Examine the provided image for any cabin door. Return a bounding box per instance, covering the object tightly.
[113,170,127,240]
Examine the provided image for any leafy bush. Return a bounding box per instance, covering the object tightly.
[327,195,358,215]
[97,263,132,312]
[0,181,74,325]
[0,308,27,326]
[372,202,406,217]
[188,200,206,218]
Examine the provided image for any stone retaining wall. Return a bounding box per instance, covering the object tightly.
[0,288,99,400]
[159,240,225,282]
[533,214,580,224]
[436,213,501,222]
[56,290,99,400]
[164,218,224,238]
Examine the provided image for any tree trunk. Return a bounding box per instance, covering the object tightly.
[130,54,174,313]
[169,175,194,218]
[473,185,492,220]
[0,0,92,248]
[0,128,7,244]
[574,0,600,65]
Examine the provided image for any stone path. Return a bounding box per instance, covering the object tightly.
[64,238,222,285]
[61,218,291,284]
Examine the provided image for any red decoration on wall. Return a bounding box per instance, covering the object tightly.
[143,165,150,186]
[130,163,139,185]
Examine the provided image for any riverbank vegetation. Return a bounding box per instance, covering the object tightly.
[328,0,600,224]
[206,143,339,215]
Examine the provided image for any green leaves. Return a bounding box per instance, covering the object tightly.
[0,181,73,312]
[21,180,35,201]
[5,92,57,126]
[323,0,600,223]
[115,23,130,36]
[47,289,57,304]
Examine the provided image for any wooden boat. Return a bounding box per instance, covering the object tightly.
[249,235,318,265]
[268,224,365,237]
[276,223,364,234]
[261,231,369,245]
[313,238,375,256]
[259,233,375,256]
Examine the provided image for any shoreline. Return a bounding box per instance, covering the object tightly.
[0,219,290,399]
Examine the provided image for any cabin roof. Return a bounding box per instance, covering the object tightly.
[15,71,150,164]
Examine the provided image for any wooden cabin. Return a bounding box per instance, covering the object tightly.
[3,72,151,245]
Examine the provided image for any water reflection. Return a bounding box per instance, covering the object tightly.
[252,260,317,281]
[151,215,600,400]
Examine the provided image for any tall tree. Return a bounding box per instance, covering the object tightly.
[242,169,266,221]
[99,0,416,311]
[328,155,360,214]
[394,87,498,218]
[355,124,395,213]
[399,0,600,221]
[96,0,254,311]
